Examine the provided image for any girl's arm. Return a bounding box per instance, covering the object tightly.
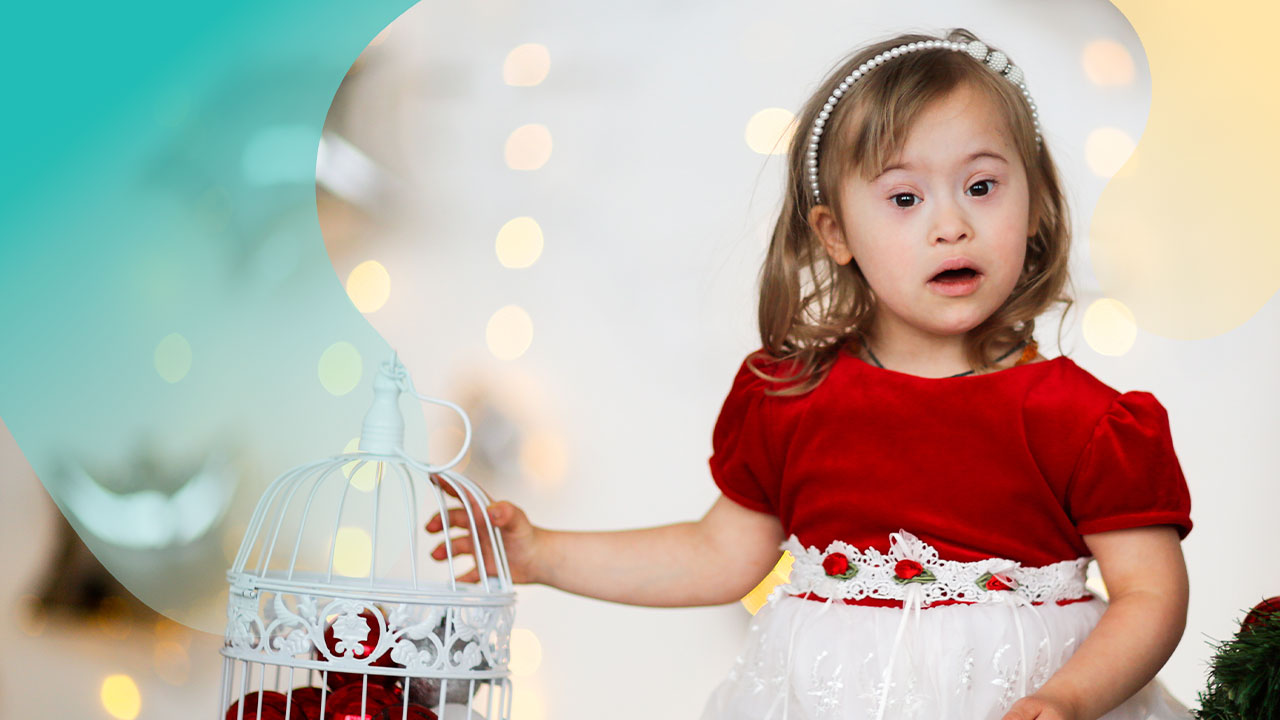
[1003,525,1189,720]
[426,493,787,608]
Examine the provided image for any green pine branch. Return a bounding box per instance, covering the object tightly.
[1192,605,1280,720]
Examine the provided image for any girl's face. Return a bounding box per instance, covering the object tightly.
[809,83,1036,341]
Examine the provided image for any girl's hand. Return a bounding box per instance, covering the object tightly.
[1000,693,1080,720]
[424,483,543,585]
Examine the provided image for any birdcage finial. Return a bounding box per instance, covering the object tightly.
[358,352,409,455]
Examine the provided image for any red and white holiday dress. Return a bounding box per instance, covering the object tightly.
[699,349,1194,720]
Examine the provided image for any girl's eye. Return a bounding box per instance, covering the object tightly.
[968,179,998,197]
[890,192,920,209]
[889,179,999,209]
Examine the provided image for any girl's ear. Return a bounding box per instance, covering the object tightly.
[808,205,855,265]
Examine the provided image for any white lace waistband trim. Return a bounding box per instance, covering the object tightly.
[776,529,1093,607]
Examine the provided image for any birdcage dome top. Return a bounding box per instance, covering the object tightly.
[226,353,514,603]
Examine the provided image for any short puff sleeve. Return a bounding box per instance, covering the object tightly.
[708,357,780,515]
[1066,391,1193,540]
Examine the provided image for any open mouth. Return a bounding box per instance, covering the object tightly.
[931,267,980,282]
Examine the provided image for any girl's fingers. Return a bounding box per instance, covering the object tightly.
[435,476,462,500]
[425,508,474,533]
[487,501,518,528]
[430,541,454,560]
[435,477,486,517]
[454,564,501,584]
[431,534,478,560]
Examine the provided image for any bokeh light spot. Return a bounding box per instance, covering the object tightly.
[509,627,544,676]
[346,260,391,313]
[496,217,544,269]
[346,459,381,493]
[486,306,534,360]
[333,526,373,577]
[745,108,796,155]
[505,124,553,170]
[154,333,192,383]
[510,678,547,720]
[504,43,551,86]
[1085,127,1137,179]
[97,596,132,640]
[318,342,363,396]
[101,674,142,720]
[154,617,192,647]
[1082,39,1135,87]
[519,430,568,489]
[341,437,379,492]
[153,641,190,686]
[1082,298,1137,356]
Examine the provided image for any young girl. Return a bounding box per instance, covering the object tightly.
[426,27,1194,720]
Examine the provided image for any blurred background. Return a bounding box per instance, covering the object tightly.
[2,0,1278,717]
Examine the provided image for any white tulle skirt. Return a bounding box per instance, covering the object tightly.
[700,594,1192,720]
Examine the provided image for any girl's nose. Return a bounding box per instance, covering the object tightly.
[931,198,973,245]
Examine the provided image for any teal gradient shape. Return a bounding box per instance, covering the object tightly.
[0,0,422,633]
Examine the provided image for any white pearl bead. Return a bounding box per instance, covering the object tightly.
[818,110,829,120]
[859,64,869,73]
[814,127,823,135]
[833,88,843,98]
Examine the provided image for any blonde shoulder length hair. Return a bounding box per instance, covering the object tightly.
[750,27,1075,396]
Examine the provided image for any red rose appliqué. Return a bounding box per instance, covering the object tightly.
[823,553,849,576]
[895,559,924,580]
[974,571,1017,592]
[821,552,857,580]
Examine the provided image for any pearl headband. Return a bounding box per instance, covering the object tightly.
[807,38,1041,205]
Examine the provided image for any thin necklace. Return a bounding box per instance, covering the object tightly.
[854,330,1032,378]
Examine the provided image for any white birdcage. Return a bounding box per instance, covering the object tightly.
[219,353,515,720]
